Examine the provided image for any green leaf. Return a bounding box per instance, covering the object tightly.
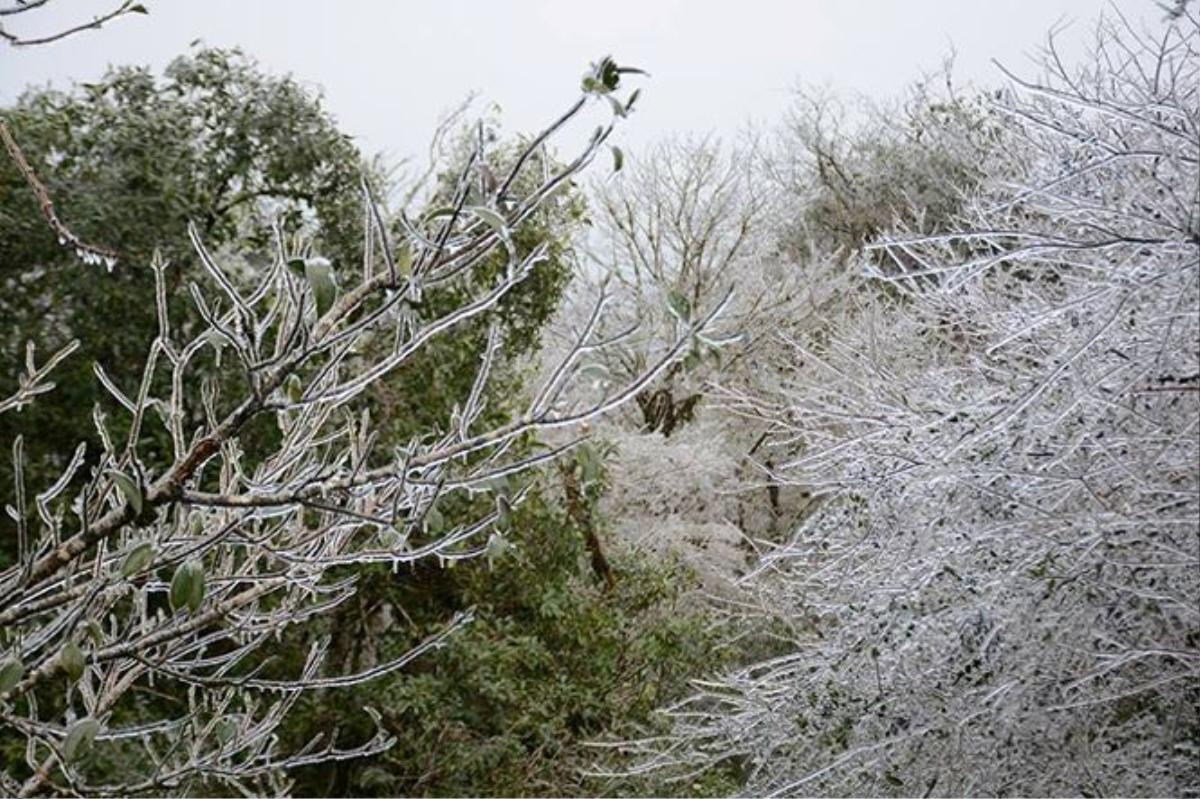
[62,718,100,762]
[120,542,155,578]
[600,57,620,91]
[583,56,643,95]
[469,206,509,237]
[486,531,511,563]
[108,470,142,516]
[60,641,85,683]
[169,563,192,612]
[611,146,625,173]
[359,766,394,790]
[285,374,304,403]
[495,495,512,530]
[625,88,642,112]
[0,657,23,695]
[396,243,413,279]
[420,206,458,223]
[128,3,150,13]
[304,257,338,318]
[577,445,603,487]
[424,504,445,535]
[203,330,227,351]
[170,560,206,615]
[380,527,404,550]
[84,621,104,646]
[286,257,306,279]
[666,290,692,322]
[214,716,238,745]
[187,565,206,614]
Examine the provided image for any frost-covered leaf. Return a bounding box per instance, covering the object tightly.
[214,716,238,745]
[469,206,509,238]
[62,718,99,762]
[285,374,304,403]
[611,145,625,173]
[396,242,413,279]
[424,504,445,535]
[0,657,23,695]
[60,641,85,683]
[108,470,142,516]
[170,560,206,615]
[120,542,155,578]
[666,290,692,322]
[304,257,338,318]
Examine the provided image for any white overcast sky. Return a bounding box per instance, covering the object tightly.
[1,1,1154,168]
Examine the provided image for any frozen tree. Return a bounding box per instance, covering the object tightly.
[580,136,783,436]
[0,58,734,797]
[566,129,879,590]
[769,68,1000,266]
[552,136,821,590]
[620,12,1200,797]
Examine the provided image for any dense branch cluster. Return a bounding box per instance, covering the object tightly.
[621,13,1200,797]
[0,64,734,796]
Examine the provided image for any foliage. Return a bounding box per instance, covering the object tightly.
[772,69,1003,263]
[0,47,369,525]
[0,56,737,796]
[285,462,736,798]
[6,4,1192,797]
[365,131,584,443]
[270,125,622,799]
[627,13,1200,796]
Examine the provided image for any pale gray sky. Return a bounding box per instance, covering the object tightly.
[1,1,1151,167]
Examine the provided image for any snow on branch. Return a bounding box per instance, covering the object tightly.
[617,13,1199,797]
[0,62,730,797]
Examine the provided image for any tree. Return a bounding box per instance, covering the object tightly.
[583,136,770,437]
[623,12,1199,796]
[0,57,734,796]
[769,69,1000,264]
[0,47,370,524]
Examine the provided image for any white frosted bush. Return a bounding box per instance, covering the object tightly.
[623,14,1200,797]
